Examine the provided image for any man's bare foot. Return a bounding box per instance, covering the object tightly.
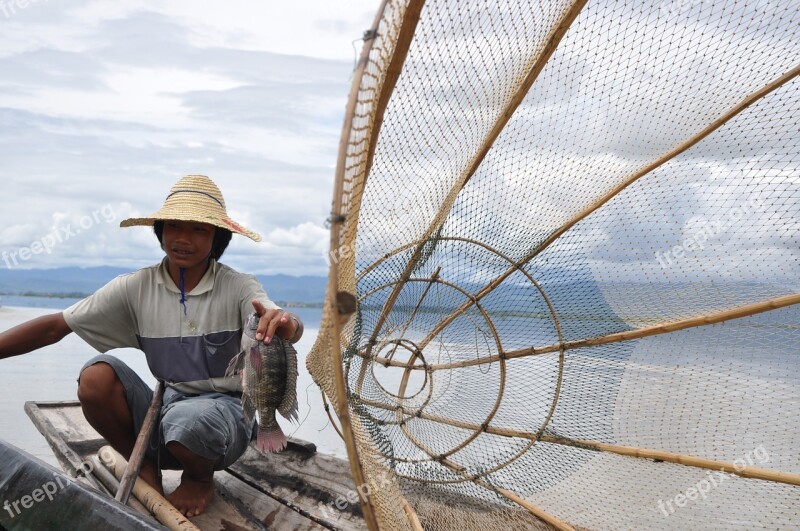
[138,459,164,496]
[166,474,215,517]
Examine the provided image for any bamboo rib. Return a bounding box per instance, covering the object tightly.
[374,292,800,370]
[356,236,568,439]
[357,267,441,397]
[357,398,800,487]
[392,409,570,529]
[390,276,510,462]
[390,302,507,463]
[539,436,800,487]
[391,266,441,363]
[414,64,800,352]
[490,485,576,531]
[360,0,589,364]
[401,496,424,531]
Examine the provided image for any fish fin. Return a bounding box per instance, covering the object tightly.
[249,345,262,374]
[242,395,256,427]
[256,414,287,453]
[224,350,245,378]
[278,340,300,423]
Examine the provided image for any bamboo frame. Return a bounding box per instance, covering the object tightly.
[360,0,589,364]
[389,275,508,463]
[325,2,397,529]
[415,63,800,349]
[361,0,426,189]
[355,267,441,397]
[373,292,800,371]
[355,235,569,441]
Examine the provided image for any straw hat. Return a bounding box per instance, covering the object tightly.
[120,175,261,241]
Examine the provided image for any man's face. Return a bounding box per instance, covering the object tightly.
[161,220,215,269]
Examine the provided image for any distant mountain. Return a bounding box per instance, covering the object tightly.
[0,266,327,304]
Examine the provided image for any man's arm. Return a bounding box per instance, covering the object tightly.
[0,312,72,361]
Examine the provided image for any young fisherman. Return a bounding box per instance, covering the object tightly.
[0,175,304,517]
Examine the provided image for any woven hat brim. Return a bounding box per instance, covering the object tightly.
[120,212,262,242]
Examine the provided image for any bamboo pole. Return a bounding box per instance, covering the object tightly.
[356,398,800,487]
[100,446,200,531]
[373,292,800,371]
[90,456,152,518]
[116,380,164,504]
[539,435,800,487]
[324,0,417,528]
[327,253,379,531]
[413,64,800,346]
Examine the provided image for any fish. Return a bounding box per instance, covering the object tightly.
[226,312,299,453]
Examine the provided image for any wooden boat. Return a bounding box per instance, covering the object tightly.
[16,400,367,531]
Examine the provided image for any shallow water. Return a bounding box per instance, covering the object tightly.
[0,302,347,466]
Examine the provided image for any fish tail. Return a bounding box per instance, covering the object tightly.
[256,422,287,453]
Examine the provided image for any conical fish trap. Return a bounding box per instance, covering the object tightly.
[307,1,800,529]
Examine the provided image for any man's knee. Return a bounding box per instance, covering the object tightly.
[77,362,122,405]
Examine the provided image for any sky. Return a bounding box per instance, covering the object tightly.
[0,0,797,289]
[0,0,378,275]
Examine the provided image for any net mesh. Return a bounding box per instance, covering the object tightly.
[307,1,800,529]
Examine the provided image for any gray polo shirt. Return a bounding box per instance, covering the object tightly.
[64,258,278,393]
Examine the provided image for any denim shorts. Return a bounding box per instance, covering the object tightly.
[79,354,252,471]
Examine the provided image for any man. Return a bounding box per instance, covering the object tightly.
[0,175,303,517]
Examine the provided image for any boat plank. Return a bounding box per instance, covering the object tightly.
[24,400,367,531]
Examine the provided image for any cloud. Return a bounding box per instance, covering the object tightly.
[0,2,369,276]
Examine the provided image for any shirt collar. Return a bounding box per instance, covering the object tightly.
[157,257,217,295]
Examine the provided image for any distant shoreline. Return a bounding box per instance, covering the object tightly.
[0,292,325,308]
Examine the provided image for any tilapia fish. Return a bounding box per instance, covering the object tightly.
[226,313,299,453]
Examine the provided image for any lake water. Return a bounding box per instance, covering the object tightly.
[0,299,345,467]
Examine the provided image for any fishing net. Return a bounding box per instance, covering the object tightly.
[307,1,800,529]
